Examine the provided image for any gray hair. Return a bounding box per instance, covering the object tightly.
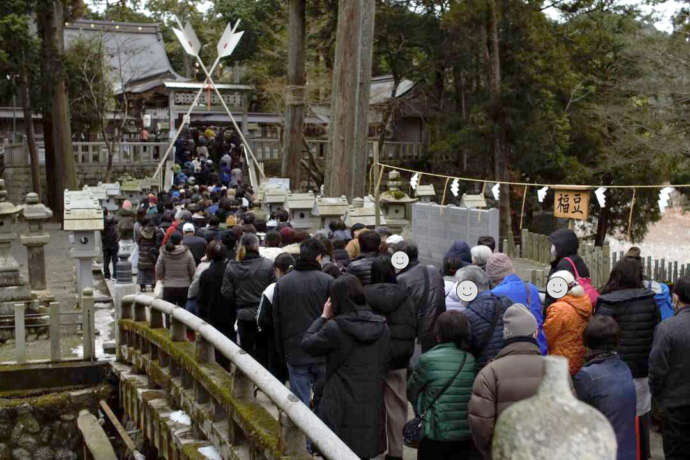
[471,245,493,268]
[455,265,491,292]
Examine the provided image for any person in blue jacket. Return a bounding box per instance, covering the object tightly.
[486,253,547,354]
[574,315,636,460]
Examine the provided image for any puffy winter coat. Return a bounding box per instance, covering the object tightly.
[117,208,135,240]
[544,291,592,375]
[596,288,659,378]
[491,273,547,354]
[649,307,690,409]
[463,291,514,369]
[396,262,446,352]
[407,342,476,442]
[346,252,378,285]
[301,310,390,459]
[546,229,591,306]
[365,283,416,370]
[574,352,636,460]
[137,225,162,271]
[272,259,333,366]
[155,245,196,288]
[469,339,545,459]
[221,252,275,320]
[183,234,208,265]
[444,278,464,312]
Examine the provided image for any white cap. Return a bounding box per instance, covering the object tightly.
[386,234,404,245]
[182,223,195,233]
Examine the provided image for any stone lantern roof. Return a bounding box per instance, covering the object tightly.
[0,179,21,218]
[21,193,53,221]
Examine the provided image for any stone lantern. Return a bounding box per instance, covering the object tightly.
[20,192,53,291]
[0,179,23,286]
[0,179,32,343]
[64,190,104,294]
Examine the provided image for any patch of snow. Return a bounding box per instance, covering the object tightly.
[169,410,191,426]
[198,446,222,460]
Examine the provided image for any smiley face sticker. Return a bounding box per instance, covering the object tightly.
[391,251,410,271]
[456,280,479,303]
[546,276,569,300]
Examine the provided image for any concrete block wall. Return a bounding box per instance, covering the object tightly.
[411,202,499,267]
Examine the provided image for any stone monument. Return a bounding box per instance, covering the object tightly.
[64,190,104,296]
[492,355,617,459]
[20,192,53,291]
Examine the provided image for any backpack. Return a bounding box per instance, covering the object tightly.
[647,280,674,321]
[564,257,600,307]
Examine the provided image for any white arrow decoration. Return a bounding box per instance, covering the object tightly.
[491,183,500,201]
[659,187,674,213]
[217,21,245,58]
[410,173,419,190]
[172,27,196,56]
[537,186,549,203]
[595,187,607,208]
[183,22,202,57]
[450,178,460,197]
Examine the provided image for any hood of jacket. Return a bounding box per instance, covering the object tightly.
[335,310,387,344]
[365,283,407,314]
[226,255,270,280]
[445,240,472,265]
[162,245,189,259]
[559,292,593,319]
[140,225,156,239]
[549,228,578,259]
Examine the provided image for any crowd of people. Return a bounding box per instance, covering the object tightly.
[99,134,689,459]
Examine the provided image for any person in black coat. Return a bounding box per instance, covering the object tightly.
[101,209,119,280]
[395,241,446,352]
[545,228,592,307]
[271,239,333,407]
[347,230,381,285]
[365,256,415,460]
[596,257,659,460]
[198,241,233,344]
[650,276,690,460]
[302,274,391,459]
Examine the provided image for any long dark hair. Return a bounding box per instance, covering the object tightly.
[330,274,366,316]
[601,258,643,294]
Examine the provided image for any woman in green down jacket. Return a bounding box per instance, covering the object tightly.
[407,310,478,460]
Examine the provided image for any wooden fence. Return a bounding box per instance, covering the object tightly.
[508,229,687,288]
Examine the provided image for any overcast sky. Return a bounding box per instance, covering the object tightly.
[87,0,683,33]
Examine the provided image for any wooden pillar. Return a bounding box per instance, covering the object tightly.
[283,0,306,189]
[326,0,376,199]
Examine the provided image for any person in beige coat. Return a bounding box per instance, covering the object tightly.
[156,231,196,308]
[468,304,545,459]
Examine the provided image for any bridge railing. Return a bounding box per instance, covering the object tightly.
[119,293,358,460]
[249,138,424,162]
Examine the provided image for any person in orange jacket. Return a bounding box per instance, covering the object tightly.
[544,270,593,375]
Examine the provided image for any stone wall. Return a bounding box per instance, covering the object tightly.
[3,163,158,204]
[0,384,112,460]
[411,202,499,266]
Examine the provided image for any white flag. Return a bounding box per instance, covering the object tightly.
[217,22,245,58]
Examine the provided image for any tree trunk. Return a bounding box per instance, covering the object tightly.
[52,0,76,192]
[326,0,376,199]
[487,0,511,242]
[595,206,609,247]
[37,4,60,217]
[283,0,306,190]
[20,73,40,197]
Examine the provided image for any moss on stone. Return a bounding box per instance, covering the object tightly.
[120,320,283,457]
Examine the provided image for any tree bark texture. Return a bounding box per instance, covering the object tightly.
[282,0,306,189]
[326,0,376,199]
[20,73,40,197]
[51,0,76,192]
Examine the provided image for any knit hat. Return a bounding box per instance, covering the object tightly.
[503,303,538,339]
[486,253,514,283]
[182,223,195,233]
[122,200,132,210]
